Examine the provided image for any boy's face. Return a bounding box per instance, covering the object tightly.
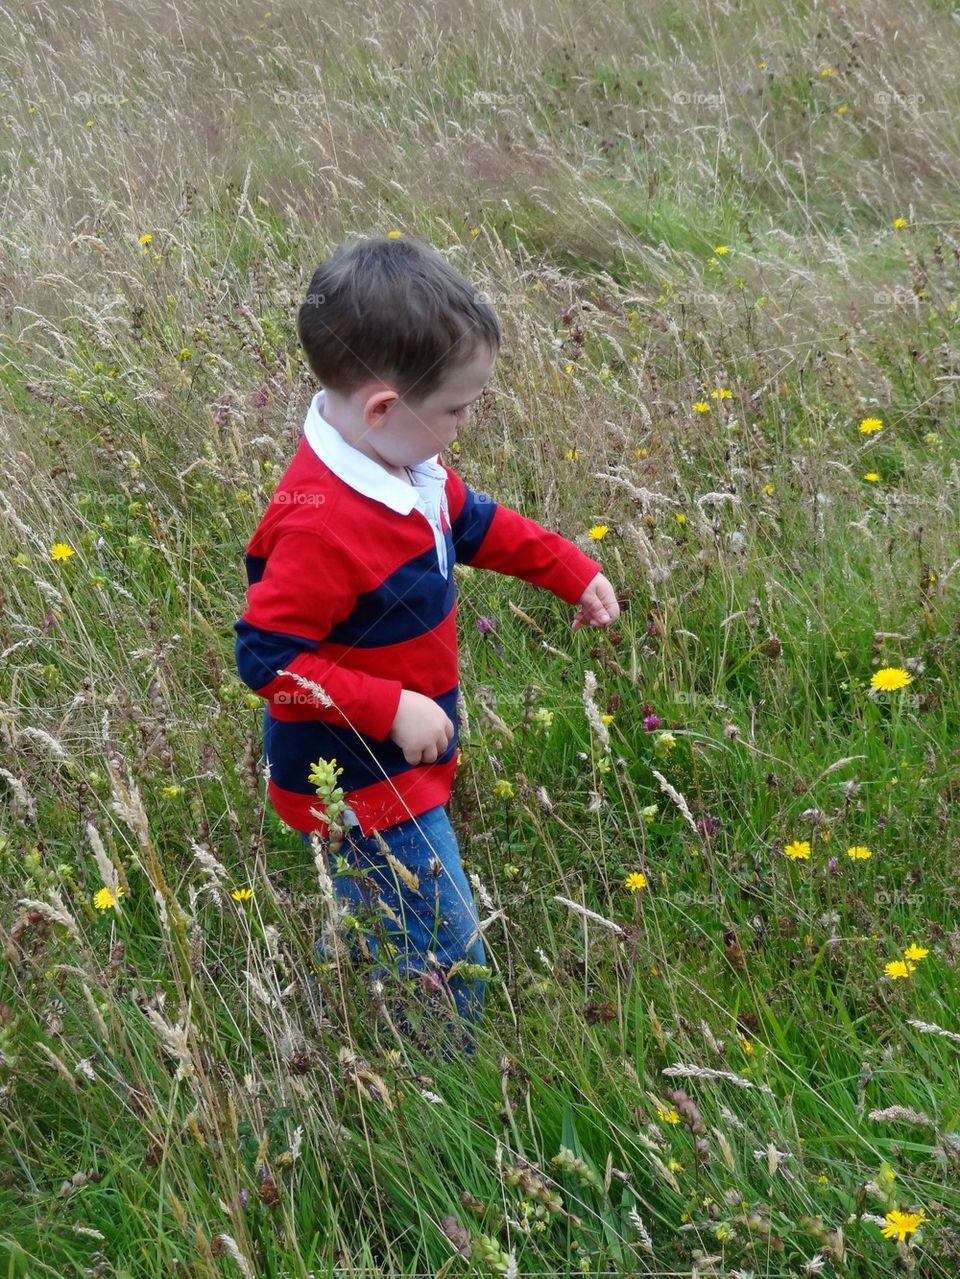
[359,342,498,469]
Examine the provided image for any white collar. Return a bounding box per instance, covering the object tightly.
[302,389,446,514]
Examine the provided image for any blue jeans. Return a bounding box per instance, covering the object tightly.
[302,804,486,1057]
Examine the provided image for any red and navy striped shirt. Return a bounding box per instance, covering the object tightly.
[234,389,602,837]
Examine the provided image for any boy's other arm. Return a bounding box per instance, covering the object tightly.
[233,530,404,741]
[445,466,603,605]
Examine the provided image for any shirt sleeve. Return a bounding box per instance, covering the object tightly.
[444,465,602,605]
[233,530,404,741]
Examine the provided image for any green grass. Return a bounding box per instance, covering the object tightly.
[2,0,960,1276]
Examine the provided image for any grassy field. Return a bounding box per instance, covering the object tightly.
[2,0,960,1275]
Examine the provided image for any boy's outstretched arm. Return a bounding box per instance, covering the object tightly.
[443,465,620,631]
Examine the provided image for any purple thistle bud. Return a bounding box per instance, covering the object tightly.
[643,714,663,732]
[476,616,496,635]
[239,1189,250,1208]
[828,857,840,876]
[696,815,720,838]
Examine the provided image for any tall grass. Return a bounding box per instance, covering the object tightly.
[1,0,959,1275]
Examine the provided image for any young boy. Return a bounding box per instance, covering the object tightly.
[233,233,620,1055]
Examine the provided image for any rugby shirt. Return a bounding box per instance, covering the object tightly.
[233,387,603,838]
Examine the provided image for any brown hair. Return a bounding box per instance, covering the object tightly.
[297,234,500,404]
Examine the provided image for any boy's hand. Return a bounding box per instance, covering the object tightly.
[388,689,455,766]
[571,572,620,632]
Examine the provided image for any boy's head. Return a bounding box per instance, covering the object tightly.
[297,235,500,468]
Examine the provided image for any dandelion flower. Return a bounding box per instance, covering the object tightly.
[469,227,480,237]
[655,1102,681,1124]
[863,472,881,483]
[50,543,75,562]
[847,845,872,860]
[710,387,732,398]
[903,943,929,962]
[589,524,609,541]
[884,959,916,980]
[871,667,912,692]
[692,401,710,414]
[763,483,776,495]
[784,840,811,860]
[880,1209,926,1242]
[600,713,615,726]
[93,885,125,910]
[714,246,729,256]
[675,512,686,525]
[893,218,907,230]
[625,871,647,892]
[492,779,515,800]
[231,888,254,902]
[138,233,153,246]
[859,417,883,433]
[387,229,402,238]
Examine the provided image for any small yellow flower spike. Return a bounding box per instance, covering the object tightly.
[492,779,514,800]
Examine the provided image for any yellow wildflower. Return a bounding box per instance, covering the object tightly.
[589,524,609,541]
[692,401,710,413]
[763,483,776,496]
[469,227,480,237]
[784,840,811,860]
[655,1102,681,1124]
[625,872,647,892]
[675,512,686,525]
[859,417,883,433]
[50,543,75,561]
[903,943,928,962]
[138,233,153,246]
[871,667,912,692]
[714,246,729,256]
[884,959,916,980]
[564,447,580,460]
[93,885,125,910]
[710,387,732,399]
[231,887,254,902]
[492,779,515,800]
[881,1209,925,1242]
[863,472,881,483]
[893,218,907,230]
[387,229,402,238]
[847,845,872,860]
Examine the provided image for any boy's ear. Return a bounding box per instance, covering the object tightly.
[361,387,400,428]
